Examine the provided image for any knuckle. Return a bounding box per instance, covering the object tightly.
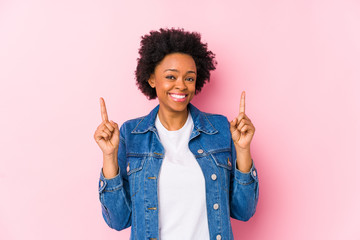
[107,122,114,130]
[95,130,101,137]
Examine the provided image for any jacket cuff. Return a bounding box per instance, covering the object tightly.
[99,167,123,193]
[234,159,258,184]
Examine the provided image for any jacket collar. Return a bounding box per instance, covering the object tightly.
[131,102,218,135]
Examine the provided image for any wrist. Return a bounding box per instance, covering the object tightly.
[102,155,119,179]
[235,148,252,173]
[103,152,118,161]
[235,145,251,153]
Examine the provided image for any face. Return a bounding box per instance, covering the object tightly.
[148,52,197,114]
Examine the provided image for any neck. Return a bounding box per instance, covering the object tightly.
[157,104,189,131]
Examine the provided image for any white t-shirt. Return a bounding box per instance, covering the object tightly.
[155,112,210,240]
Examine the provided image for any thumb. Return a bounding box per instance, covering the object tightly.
[110,120,120,135]
[229,118,237,134]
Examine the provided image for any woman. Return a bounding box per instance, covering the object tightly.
[94,28,259,240]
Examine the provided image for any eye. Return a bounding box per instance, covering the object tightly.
[186,77,195,82]
[166,75,176,80]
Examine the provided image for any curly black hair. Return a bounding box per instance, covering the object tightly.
[135,28,217,100]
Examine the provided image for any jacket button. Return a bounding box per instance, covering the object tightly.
[216,234,222,240]
[197,149,204,154]
[253,170,257,177]
[100,180,104,187]
[213,203,219,210]
[211,174,217,180]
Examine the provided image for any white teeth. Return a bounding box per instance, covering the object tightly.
[170,94,185,99]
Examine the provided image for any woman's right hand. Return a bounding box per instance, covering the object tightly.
[94,97,120,156]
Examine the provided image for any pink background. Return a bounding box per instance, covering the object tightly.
[1,0,359,239]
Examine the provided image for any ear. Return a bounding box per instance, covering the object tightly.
[148,74,155,88]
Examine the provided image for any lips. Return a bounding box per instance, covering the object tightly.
[168,93,187,102]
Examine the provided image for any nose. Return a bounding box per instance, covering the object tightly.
[175,77,187,90]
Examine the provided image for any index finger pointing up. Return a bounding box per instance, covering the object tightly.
[100,97,108,122]
[239,91,245,113]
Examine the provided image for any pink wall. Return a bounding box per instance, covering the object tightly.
[1,0,359,239]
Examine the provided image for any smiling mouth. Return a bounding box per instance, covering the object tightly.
[168,93,188,102]
[169,93,186,98]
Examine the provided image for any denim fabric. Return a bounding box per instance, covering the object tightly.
[98,103,259,240]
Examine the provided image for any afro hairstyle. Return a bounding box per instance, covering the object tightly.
[135,28,217,100]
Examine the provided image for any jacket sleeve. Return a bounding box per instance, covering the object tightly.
[229,134,259,221]
[98,123,132,230]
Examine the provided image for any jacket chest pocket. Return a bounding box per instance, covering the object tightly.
[210,151,232,192]
[126,155,146,197]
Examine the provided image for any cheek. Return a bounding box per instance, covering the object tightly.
[160,83,172,92]
[155,82,171,94]
[189,82,196,92]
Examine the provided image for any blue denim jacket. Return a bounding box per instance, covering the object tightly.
[98,103,259,240]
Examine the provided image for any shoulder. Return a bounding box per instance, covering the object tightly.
[195,109,232,149]
[189,103,229,125]
[119,115,146,131]
[199,110,230,127]
[193,108,230,136]
[123,115,146,126]
[116,115,147,139]
[203,111,229,122]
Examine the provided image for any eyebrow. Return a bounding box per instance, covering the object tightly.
[164,69,196,74]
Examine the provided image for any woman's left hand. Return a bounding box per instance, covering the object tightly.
[230,91,255,151]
